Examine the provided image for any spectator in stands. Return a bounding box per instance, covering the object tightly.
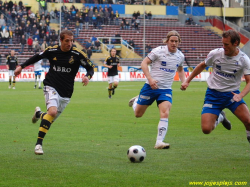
[120,19,125,30]
[135,18,140,32]
[9,27,13,44]
[8,0,13,11]
[85,39,92,49]
[148,11,152,19]
[159,0,164,5]
[128,38,135,49]
[115,10,119,25]
[92,14,97,30]
[11,8,16,22]
[41,40,48,51]
[34,39,41,54]
[103,8,109,25]
[94,40,101,51]
[88,7,94,25]
[27,36,33,52]
[75,20,80,37]
[96,13,102,30]
[85,14,89,30]
[1,27,9,44]
[185,16,196,25]
[87,47,92,59]
[103,35,108,44]
[0,14,5,26]
[108,4,113,13]
[132,11,138,19]
[193,0,199,6]
[20,35,26,53]
[209,0,215,6]
[110,10,115,25]
[198,0,204,7]
[125,21,130,30]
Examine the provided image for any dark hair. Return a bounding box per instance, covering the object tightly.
[60,30,73,41]
[222,29,240,46]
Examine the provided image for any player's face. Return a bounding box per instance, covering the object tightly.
[110,49,116,57]
[166,36,179,53]
[60,34,74,52]
[222,36,238,56]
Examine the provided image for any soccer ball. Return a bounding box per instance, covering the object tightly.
[127,145,146,163]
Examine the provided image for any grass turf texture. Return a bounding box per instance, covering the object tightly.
[0,81,249,187]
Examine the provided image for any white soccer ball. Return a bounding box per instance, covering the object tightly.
[127,145,146,163]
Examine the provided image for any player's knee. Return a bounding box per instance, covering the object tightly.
[47,108,58,118]
[134,111,143,118]
[202,126,212,134]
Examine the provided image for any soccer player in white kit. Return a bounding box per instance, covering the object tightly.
[34,59,43,89]
[181,29,250,144]
[129,30,186,149]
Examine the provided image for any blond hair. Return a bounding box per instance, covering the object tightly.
[163,30,181,43]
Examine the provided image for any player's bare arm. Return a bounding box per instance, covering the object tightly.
[232,74,250,102]
[177,66,185,83]
[82,76,89,86]
[141,57,158,89]
[14,66,22,76]
[181,61,207,90]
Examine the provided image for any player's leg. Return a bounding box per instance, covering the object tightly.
[12,76,16,89]
[112,75,119,95]
[232,103,250,143]
[38,74,42,89]
[107,76,113,98]
[154,100,172,149]
[34,73,37,89]
[34,86,58,155]
[8,75,12,88]
[201,113,218,134]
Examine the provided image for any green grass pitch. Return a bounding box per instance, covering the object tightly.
[0,81,249,187]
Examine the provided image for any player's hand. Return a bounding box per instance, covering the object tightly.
[108,66,113,69]
[14,66,22,76]
[148,78,158,89]
[231,92,242,102]
[82,76,89,86]
[180,82,189,91]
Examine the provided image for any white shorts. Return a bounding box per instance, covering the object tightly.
[9,70,15,76]
[43,86,70,122]
[108,75,119,84]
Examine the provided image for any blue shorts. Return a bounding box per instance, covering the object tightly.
[202,88,246,116]
[34,70,42,76]
[137,83,172,106]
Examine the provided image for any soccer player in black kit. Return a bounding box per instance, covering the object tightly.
[14,30,95,155]
[6,50,18,89]
[103,48,120,98]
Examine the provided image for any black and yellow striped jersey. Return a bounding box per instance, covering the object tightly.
[21,45,94,98]
[6,55,18,70]
[104,55,120,76]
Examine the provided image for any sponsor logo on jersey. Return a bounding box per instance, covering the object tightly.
[160,68,175,73]
[80,59,87,66]
[69,56,74,64]
[216,65,221,70]
[71,51,79,55]
[53,57,57,61]
[53,65,71,73]
[216,71,235,78]
[49,49,57,51]
[161,61,166,66]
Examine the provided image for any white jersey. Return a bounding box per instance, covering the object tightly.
[146,46,185,89]
[34,60,43,71]
[205,48,250,92]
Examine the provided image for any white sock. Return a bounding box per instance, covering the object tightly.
[132,98,138,112]
[38,78,41,87]
[156,118,168,144]
[214,113,224,128]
